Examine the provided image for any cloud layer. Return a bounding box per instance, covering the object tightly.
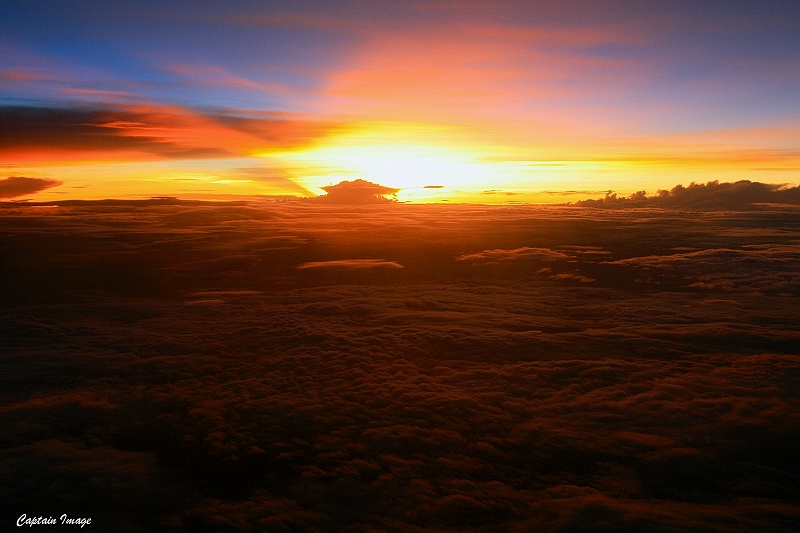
[1,198,799,530]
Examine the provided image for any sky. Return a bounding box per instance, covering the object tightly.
[2,0,799,203]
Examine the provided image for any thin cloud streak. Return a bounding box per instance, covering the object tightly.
[297,259,404,270]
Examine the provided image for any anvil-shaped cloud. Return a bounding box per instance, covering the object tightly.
[316,179,400,204]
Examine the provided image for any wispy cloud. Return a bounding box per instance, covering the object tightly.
[162,64,299,98]
[0,104,339,162]
[457,247,568,263]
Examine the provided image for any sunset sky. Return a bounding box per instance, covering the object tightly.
[3,3,800,529]
[2,0,798,202]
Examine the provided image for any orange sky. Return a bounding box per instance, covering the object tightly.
[1,1,798,202]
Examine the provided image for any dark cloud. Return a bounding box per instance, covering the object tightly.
[1,199,799,530]
[315,179,399,204]
[0,105,338,160]
[574,180,800,209]
[0,176,62,198]
[0,105,231,158]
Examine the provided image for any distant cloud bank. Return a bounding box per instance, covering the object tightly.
[573,180,800,209]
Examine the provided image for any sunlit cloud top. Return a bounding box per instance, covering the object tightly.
[1,0,798,202]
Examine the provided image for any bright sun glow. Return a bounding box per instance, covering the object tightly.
[260,121,733,204]
[262,122,505,201]
[298,143,486,187]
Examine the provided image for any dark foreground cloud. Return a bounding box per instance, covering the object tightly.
[1,199,799,531]
[574,180,800,209]
[0,176,62,198]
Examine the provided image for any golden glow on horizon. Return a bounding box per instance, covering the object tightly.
[2,3,799,204]
[282,143,489,193]
[5,115,798,203]
[4,158,307,201]
[263,122,524,201]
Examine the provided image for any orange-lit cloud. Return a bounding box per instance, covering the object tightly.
[0,103,346,199]
[321,22,649,125]
[456,247,568,263]
[0,105,338,163]
[297,259,404,270]
[0,176,62,198]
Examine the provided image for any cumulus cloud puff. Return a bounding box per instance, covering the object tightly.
[315,179,400,204]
